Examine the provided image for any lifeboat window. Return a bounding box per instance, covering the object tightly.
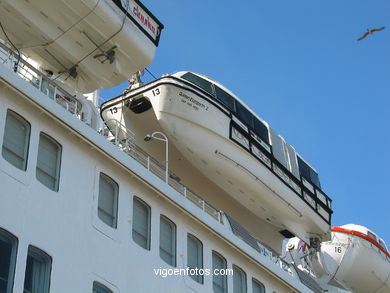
[367,231,377,242]
[235,102,253,128]
[215,86,235,111]
[379,239,387,250]
[0,229,18,293]
[253,119,269,144]
[297,156,321,189]
[181,72,214,96]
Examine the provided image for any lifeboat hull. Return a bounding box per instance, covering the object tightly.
[312,226,390,293]
[101,76,332,244]
[0,0,162,93]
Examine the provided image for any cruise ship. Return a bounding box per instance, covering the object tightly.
[0,1,389,293]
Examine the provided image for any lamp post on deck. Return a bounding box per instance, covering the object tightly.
[144,131,169,183]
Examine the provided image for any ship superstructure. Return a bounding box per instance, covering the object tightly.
[0,1,389,293]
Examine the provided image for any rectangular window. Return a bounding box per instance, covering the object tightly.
[253,119,269,144]
[0,229,18,293]
[181,72,214,96]
[36,133,61,191]
[159,216,176,267]
[252,278,265,293]
[297,156,321,188]
[235,103,253,128]
[98,173,119,228]
[212,251,227,293]
[23,246,52,293]
[215,86,235,111]
[132,197,151,250]
[233,265,247,293]
[2,110,30,170]
[187,234,203,284]
[93,282,112,293]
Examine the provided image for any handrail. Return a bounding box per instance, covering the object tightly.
[0,42,82,117]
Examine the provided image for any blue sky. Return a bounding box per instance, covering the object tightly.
[102,1,390,243]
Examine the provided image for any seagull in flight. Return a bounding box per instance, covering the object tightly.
[357,26,385,41]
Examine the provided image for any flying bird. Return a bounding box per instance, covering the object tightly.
[357,26,385,41]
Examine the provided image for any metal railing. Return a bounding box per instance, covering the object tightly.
[257,242,293,276]
[0,42,82,119]
[100,119,223,224]
[0,42,296,278]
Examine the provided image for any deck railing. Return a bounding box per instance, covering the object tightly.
[0,42,82,119]
[100,119,223,224]
[0,42,295,278]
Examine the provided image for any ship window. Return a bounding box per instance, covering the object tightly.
[235,103,253,128]
[93,282,112,293]
[132,197,151,250]
[181,72,214,96]
[36,133,62,191]
[23,246,52,293]
[253,119,269,144]
[252,278,265,293]
[233,265,247,293]
[159,215,176,267]
[97,173,119,228]
[212,251,227,293]
[297,156,321,189]
[0,229,18,293]
[187,234,203,284]
[2,110,30,170]
[215,86,235,111]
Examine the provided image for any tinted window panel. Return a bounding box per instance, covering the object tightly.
[215,86,235,111]
[297,156,321,188]
[181,73,214,96]
[309,168,321,189]
[253,119,269,143]
[235,103,253,128]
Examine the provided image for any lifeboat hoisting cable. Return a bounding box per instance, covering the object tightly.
[52,0,132,81]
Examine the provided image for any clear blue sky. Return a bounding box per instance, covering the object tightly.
[101,1,390,243]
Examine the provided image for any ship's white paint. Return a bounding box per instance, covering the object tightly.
[307,225,390,293]
[100,75,330,246]
[0,51,327,293]
[0,0,160,93]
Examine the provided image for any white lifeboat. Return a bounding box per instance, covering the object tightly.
[309,224,390,293]
[0,0,163,93]
[100,71,333,244]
